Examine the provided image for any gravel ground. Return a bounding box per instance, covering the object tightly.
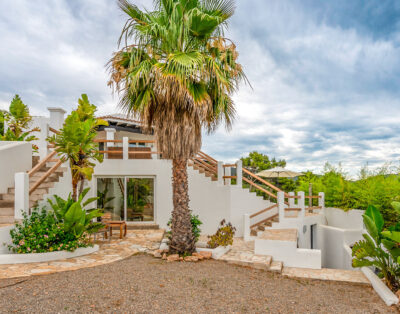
[0,254,397,313]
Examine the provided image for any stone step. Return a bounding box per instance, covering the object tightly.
[7,187,49,195]
[126,223,159,230]
[0,200,14,208]
[224,253,272,270]
[0,216,15,224]
[0,207,14,216]
[258,228,298,242]
[269,261,283,273]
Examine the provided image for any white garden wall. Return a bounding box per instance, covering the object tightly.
[0,142,32,194]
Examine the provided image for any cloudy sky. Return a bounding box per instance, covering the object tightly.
[1,0,400,176]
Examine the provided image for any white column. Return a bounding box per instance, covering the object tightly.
[151,142,158,159]
[47,107,66,131]
[224,166,231,185]
[123,137,129,160]
[243,214,250,241]
[277,191,285,222]
[288,191,295,208]
[236,160,242,188]
[104,128,116,147]
[217,161,224,185]
[298,191,305,218]
[14,172,29,220]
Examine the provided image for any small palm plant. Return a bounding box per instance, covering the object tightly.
[352,204,400,291]
[108,0,247,254]
[48,94,108,201]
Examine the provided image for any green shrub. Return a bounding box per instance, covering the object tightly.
[8,208,89,254]
[352,204,400,291]
[9,188,104,254]
[167,213,202,243]
[207,220,236,248]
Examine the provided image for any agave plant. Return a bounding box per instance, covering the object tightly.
[48,188,104,237]
[352,204,400,291]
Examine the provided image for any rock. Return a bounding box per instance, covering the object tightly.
[162,253,167,260]
[192,253,204,260]
[396,290,400,300]
[153,251,162,258]
[159,242,169,252]
[167,254,180,262]
[184,256,199,262]
[198,251,212,259]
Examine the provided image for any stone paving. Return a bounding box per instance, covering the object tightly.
[0,229,164,279]
[0,231,370,286]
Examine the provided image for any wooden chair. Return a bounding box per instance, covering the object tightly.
[93,222,110,242]
[101,212,127,239]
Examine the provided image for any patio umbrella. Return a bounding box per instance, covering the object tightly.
[256,167,303,178]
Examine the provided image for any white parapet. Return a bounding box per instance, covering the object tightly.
[236,160,242,187]
[217,161,224,185]
[243,214,250,241]
[14,172,29,220]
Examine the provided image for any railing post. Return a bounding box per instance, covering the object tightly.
[288,191,295,208]
[104,128,116,159]
[151,142,158,159]
[217,161,224,185]
[243,214,250,241]
[277,191,285,222]
[236,160,242,188]
[14,172,29,220]
[298,191,305,218]
[123,137,129,160]
[224,166,231,185]
[319,192,325,213]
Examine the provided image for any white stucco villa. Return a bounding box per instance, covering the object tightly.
[0,107,366,271]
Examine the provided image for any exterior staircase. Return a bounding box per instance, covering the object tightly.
[0,155,67,225]
[189,151,324,270]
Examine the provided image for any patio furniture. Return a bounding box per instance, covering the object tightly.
[101,212,127,239]
[93,225,110,242]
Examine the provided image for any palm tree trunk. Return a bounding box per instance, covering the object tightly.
[72,179,78,202]
[169,158,195,254]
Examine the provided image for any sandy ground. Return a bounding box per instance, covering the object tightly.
[0,254,397,313]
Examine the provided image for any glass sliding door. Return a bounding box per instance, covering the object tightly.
[126,178,154,222]
[96,177,125,221]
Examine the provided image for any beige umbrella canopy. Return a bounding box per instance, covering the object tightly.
[256,167,303,178]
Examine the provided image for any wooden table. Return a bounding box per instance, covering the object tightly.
[105,221,127,239]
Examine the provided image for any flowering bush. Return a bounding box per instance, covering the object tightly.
[8,208,90,254]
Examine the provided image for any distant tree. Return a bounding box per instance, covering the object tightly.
[0,95,40,151]
[241,151,286,173]
[0,111,4,135]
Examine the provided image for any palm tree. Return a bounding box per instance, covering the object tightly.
[108,0,247,254]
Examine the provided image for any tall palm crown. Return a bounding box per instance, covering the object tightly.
[108,0,246,159]
[108,0,246,254]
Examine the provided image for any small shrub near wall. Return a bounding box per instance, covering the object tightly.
[207,220,236,249]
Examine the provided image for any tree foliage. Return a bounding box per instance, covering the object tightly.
[48,94,108,201]
[241,151,286,173]
[0,95,40,151]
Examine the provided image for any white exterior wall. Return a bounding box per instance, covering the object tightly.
[315,208,364,269]
[0,226,12,253]
[90,159,272,236]
[0,142,32,194]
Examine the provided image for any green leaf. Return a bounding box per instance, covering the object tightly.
[382,231,400,243]
[363,214,379,241]
[365,205,384,233]
[391,201,400,215]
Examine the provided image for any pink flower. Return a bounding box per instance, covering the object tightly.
[27,247,31,252]
[44,235,48,238]
[19,240,25,245]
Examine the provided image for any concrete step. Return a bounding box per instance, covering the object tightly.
[0,207,14,216]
